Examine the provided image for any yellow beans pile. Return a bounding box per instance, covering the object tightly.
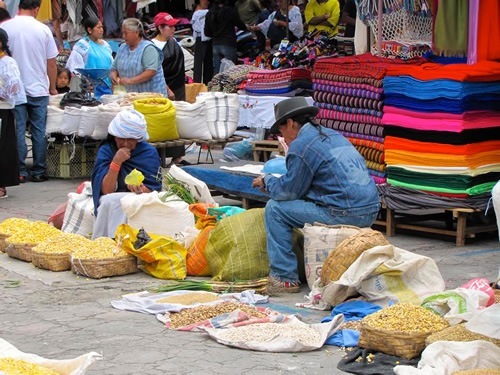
[425,323,500,346]
[72,237,131,259]
[6,221,61,245]
[0,218,33,236]
[362,303,448,333]
[0,358,59,375]
[33,233,92,255]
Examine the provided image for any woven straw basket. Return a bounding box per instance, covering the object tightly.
[71,255,137,279]
[32,251,71,272]
[5,242,35,262]
[0,234,9,252]
[320,230,389,286]
[358,323,432,359]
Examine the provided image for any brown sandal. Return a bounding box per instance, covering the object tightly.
[0,187,7,199]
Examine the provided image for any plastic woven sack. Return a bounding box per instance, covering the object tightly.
[205,208,269,281]
[116,224,187,280]
[133,98,178,142]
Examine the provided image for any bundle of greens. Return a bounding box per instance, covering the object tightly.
[160,172,197,205]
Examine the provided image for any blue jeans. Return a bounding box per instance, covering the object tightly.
[15,96,49,178]
[265,199,379,282]
[212,44,237,74]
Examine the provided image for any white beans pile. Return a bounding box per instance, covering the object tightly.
[216,323,322,346]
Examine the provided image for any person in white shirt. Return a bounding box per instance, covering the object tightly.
[1,0,58,183]
[249,0,303,49]
[191,0,213,84]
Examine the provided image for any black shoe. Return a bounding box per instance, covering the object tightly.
[31,175,48,183]
[176,160,192,166]
[19,176,27,184]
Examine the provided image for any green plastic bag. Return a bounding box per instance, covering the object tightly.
[205,208,269,281]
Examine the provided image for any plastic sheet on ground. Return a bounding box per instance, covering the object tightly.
[110,290,224,314]
[0,338,101,375]
[203,314,344,353]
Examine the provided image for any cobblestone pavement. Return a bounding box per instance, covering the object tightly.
[0,154,499,374]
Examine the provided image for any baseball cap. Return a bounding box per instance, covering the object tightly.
[153,12,180,27]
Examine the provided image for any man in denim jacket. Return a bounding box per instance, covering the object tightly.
[252,97,380,293]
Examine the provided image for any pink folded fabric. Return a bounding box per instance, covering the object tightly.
[382,106,500,132]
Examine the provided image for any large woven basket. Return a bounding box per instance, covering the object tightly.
[358,323,432,359]
[71,255,137,279]
[0,233,9,252]
[5,241,35,262]
[320,230,389,286]
[32,250,71,272]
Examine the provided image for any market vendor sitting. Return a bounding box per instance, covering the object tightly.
[252,97,379,293]
[249,0,303,49]
[91,109,162,239]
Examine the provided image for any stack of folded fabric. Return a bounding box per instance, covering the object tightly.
[312,53,424,185]
[244,67,312,96]
[208,64,257,93]
[382,61,500,204]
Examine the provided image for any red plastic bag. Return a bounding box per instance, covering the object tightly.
[48,202,67,229]
[461,278,495,306]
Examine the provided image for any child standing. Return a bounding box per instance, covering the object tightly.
[56,67,71,93]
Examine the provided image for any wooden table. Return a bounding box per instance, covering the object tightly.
[374,205,498,246]
[251,140,285,162]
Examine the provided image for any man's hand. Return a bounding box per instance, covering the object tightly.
[252,174,266,193]
[49,88,59,95]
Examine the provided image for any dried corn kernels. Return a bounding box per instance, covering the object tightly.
[362,303,448,333]
[33,233,92,254]
[6,221,61,245]
[0,357,59,375]
[0,218,33,236]
[72,237,131,259]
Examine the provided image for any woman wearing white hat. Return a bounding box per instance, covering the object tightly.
[91,109,162,239]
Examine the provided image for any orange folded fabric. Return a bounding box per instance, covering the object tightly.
[385,137,500,155]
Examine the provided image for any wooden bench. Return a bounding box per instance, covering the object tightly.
[149,136,243,167]
[251,140,285,162]
[374,205,498,246]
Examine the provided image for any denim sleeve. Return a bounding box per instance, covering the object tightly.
[263,153,313,201]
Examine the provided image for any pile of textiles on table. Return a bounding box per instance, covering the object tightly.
[208,64,258,93]
[312,53,425,185]
[382,60,500,200]
[252,30,339,70]
[244,67,312,96]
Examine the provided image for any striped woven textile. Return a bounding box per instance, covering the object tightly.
[369,169,387,178]
[315,102,383,118]
[314,53,425,80]
[318,109,383,125]
[377,184,491,210]
[313,83,383,100]
[339,131,384,143]
[312,72,383,87]
[365,160,387,173]
[313,80,383,94]
[247,67,311,81]
[356,145,385,164]
[317,119,385,137]
[313,91,384,111]
[347,138,384,152]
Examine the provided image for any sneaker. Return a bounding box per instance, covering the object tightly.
[266,276,301,295]
[31,175,48,183]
